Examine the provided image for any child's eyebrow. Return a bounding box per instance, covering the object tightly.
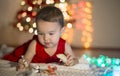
[49,31,55,32]
[37,30,55,33]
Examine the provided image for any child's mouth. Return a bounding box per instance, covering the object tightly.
[45,42,50,45]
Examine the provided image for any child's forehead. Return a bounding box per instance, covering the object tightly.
[37,21,61,32]
[37,20,61,28]
[37,26,59,33]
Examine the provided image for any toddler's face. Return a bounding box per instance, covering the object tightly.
[37,20,64,48]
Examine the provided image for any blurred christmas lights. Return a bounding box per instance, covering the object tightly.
[70,1,93,49]
[83,54,120,68]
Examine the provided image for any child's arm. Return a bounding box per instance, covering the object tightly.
[24,40,36,62]
[17,40,36,71]
[64,42,78,66]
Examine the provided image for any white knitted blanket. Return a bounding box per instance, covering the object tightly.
[0,59,108,76]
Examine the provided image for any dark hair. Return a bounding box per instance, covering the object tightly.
[36,5,64,28]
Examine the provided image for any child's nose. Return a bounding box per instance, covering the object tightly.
[44,34,49,41]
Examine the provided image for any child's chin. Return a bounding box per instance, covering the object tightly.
[44,43,56,48]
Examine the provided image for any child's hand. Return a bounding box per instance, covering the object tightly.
[17,57,30,71]
[57,53,78,66]
[17,63,25,71]
[65,54,75,66]
[17,59,25,71]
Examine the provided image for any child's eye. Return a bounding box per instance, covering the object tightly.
[49,33,54,35]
